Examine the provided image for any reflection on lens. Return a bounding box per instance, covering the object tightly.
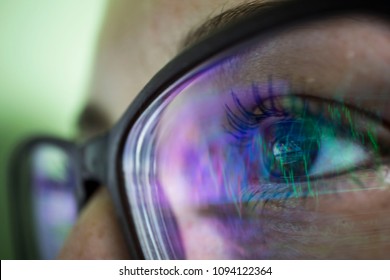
[31,145,78,259]
[124,15,390,259]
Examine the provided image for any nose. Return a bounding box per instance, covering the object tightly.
[58,187,130,259]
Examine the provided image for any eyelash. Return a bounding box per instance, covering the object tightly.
[224,82,289,144]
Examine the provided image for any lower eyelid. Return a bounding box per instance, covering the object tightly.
[298,170,390,210]
[243,166,390,211]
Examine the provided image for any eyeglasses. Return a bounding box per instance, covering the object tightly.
[10,0,390,259]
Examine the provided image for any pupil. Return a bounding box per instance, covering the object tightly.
[264,119,320,179]
[272,139,303,164]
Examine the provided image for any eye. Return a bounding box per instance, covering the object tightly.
[225,90,388,200]
[260,111,372,182]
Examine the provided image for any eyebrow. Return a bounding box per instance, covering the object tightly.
[180,0,286,50]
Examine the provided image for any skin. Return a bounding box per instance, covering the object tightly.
[59,0,390,259]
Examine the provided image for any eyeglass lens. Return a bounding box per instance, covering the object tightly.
[123,14,390,259]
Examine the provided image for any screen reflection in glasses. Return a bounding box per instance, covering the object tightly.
[125,14,390,259]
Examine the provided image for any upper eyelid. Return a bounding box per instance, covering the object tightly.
[221,16,390,98]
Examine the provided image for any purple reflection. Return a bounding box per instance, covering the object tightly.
[32,145,78,259]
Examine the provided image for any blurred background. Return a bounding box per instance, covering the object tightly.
[0,0,107,259]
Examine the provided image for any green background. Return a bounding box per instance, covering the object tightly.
[0,0,107,259]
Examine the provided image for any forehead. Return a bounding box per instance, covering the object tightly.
[86,0,281,125]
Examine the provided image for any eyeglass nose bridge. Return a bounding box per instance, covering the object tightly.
[78,133,109,205]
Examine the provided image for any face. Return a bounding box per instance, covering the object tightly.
[58,0,390,259]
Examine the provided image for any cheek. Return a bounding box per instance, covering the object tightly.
[57,188,130,259]
[157,97,233,259]
[157,127,228,259]
[254,172,390,259]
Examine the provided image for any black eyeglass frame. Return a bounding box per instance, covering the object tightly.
[9,137,83,259]
[11,0,390,259]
